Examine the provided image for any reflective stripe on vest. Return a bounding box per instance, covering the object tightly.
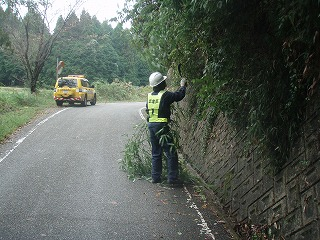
[147,90,168,122]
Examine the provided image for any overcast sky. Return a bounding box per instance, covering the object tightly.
[49,0,129,28]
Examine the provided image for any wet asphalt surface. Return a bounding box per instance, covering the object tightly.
[0,102,236,240]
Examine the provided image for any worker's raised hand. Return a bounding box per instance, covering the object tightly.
[180,78,187,87]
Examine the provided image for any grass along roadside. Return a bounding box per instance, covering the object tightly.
[0,87,55,143]
[94,81,151,102]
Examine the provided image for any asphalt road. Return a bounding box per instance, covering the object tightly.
[0,102,235,240]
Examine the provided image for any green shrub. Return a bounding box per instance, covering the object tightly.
[123,0,319,170]
[95,81,151,102]
[121,123,153,180]
[120,122,196,183]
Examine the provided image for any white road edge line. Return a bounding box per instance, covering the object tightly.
[139,107,146,121]
[0,108,67,163]
[184,186,216,239]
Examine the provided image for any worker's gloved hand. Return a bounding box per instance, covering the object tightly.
[180,78,187,87]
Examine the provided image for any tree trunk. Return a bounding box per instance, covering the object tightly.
[30,78,37,93]
[30,69,39,93]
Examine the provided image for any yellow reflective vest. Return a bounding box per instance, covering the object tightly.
[147,90,168,122]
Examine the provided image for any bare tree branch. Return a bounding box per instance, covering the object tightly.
[2,0,84,93]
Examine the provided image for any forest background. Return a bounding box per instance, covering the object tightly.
[0,0,152,89]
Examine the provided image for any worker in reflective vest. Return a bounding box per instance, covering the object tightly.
[146,72,187,184]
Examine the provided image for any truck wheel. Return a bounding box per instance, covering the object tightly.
[81,96,87,107]
[56,100,63,106]
[90,94,96,105]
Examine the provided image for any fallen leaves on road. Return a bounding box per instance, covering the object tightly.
[234,222,284,240]
[161,199,168,204]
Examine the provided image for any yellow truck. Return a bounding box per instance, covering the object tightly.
[53,75,96,107]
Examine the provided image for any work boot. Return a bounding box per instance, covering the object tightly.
[152,178,161,183]
[168,179,183,185]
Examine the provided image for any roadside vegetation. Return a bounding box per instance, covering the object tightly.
[95,80,151,102]
[0,87,54,142]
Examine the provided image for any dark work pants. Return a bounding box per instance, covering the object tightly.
[147,122,178,182]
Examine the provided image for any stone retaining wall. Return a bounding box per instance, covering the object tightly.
[178,93,320,239]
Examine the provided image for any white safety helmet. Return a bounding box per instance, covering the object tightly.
[149,72,167,87]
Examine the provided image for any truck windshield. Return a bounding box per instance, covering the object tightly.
[58,79,77,87]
